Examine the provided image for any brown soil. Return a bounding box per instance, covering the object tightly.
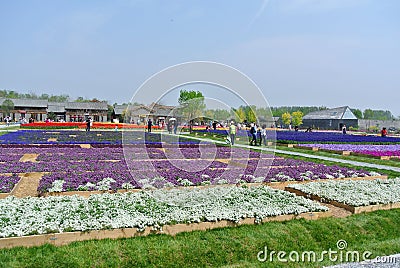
[11,172,45,198]
[324,204,352,218]
[19,154,39,162]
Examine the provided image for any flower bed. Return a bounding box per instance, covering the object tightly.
[0,145,381,194]
[0,130,201,145]
[286,178,400,213]
[300,144,400,158]
[194,129,400,144]
[0,185,328,238]
[0,174,20,193]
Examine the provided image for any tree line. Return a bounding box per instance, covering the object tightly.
[0,90,104,103]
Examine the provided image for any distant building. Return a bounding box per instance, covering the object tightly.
[302,106,358,130]
[0,98,108,122]
[114,103,176,125]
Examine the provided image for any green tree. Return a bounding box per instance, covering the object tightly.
[47,112,57,121]
[1,99,14,117]
[351,109,363,119]
[363,109,374,119]
[291,111,303,127]
[178,90,205,132]
[247,106,257,123]
[281,112,291,126]
[234,107,246,123]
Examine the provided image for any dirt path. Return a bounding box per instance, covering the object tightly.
[19,153,39,162]
[11,172,45,198]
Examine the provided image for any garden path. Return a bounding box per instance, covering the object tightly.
[11,172,44,197]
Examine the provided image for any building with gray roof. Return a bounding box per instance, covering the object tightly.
[0,98,108,122]
[303,106,358,130]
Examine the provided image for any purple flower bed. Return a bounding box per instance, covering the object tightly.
[195,129,400,144]
[0,174,20,193]
[301,144,400,157]
[0,145,380,194]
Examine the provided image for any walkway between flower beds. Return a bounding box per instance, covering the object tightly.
[180,134,400,173]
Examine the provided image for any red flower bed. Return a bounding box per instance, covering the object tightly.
[21,122,161,129]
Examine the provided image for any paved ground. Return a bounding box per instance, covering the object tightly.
[0,123,20,129]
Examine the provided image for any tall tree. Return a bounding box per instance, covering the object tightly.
[1,99,14,117]
[178,90,205,132]
[281,112,291,126]
[291,111,303,127]
[234,107,246,123]
[363,109,374,119]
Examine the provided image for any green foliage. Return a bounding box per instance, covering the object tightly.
[368,125,380,133]
[271,106,327,118]
[363,109,393,120]
[291,111,303,127]
[351,109,363,119]
[47,112,57,121]
[244,105,257,123]
[281,112,291,126]
[204,109,230,122]
[233,107,246,123]
[1,99,14,116]
[178,90,205,131]
[348,126,359,131]
[0,90,70,102]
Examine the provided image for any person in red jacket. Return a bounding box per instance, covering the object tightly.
[381,127,388,137]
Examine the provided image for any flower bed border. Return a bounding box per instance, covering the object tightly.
[285,177,399,214]
[294,145,398,160]
[41,175,387,198]
[0,210,331,249]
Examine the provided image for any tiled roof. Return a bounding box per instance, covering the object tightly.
[303,106,357,120]
[113,105,128,115]
[47,102,66,113]
[64,102,108,110]
[0,98,48,107]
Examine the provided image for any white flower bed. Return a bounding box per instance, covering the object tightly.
[288,178,400,207]
[0,186,327,238]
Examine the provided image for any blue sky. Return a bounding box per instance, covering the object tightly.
[1,0,399,116]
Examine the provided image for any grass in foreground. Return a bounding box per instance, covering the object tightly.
[0,209,400,267]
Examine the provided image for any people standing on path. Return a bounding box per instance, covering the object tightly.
[147,119,153,132]
[229,121,236,145]
[342,124,347,135]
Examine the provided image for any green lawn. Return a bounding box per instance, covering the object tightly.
[0,209,399,267]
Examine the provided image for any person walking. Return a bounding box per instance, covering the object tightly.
[147,119,153,132]
[229,121,236,145]
[260,124,267,146]
[249,123,257,146]
[85,117,91,132]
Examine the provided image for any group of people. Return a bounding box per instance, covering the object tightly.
[227,122,268,146]
[147,119,178,134]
